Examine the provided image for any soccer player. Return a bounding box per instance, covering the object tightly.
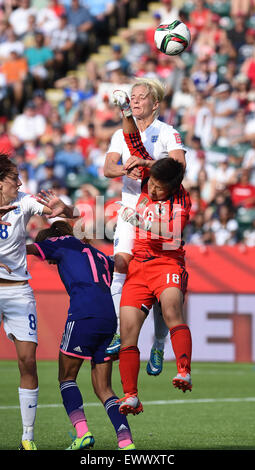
[27,221,135,450]
[0,155,76,450]
[104,78,186,376]
[110,103,192,415]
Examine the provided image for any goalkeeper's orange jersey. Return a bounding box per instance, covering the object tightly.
[132,168,191,266]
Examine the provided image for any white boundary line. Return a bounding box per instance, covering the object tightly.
[1,397,255,410]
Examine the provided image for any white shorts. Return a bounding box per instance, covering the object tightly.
[0,284,38,344]
[113,213,135,256]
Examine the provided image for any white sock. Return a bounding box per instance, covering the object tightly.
[18,387,39,441]
[110,272,127,334]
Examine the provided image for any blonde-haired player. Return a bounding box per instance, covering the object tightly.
[104,78,186,375]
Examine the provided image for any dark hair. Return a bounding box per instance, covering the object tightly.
[149,158,185,193]
[0,154,16,181]
[35,221,73,242]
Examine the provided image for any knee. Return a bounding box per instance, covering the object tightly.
[18,352,37,375]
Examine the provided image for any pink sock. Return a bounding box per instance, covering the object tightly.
[75,420,89,438]
[118,438,133,449]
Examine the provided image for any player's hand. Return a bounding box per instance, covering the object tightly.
[117,203,151,230]
[0,262,12,274]
[124,155,149,171]
[126,166,142,180]
[0,205,17,225]
[36,189,67,219]
[112,90,132,117]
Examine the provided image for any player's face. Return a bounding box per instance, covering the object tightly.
[148,176,171,201]
[1,169,22,202]
[130,85,158,120]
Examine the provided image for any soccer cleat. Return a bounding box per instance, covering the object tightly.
[117,394,143,416]
[66,431,95,450]
[172,372,192,392]
[18,440,37,450]
[106,333,121,355]
[146,348,164,376]
[118,443,136,450]
[112,90,132,117]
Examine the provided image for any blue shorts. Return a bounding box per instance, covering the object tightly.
[60,316,117,364]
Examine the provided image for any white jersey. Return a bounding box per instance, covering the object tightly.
[107,118,185,208]
[0,192,44,281]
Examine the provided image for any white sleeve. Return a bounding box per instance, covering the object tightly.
[107,129,124,155]
[20,193,44,217]
[161,124,185,153]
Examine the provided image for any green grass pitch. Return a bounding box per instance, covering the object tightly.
[0,360,255,451]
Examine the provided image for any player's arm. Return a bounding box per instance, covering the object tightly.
[35,190,78,219]
[168,148,186,170]
[103,151,127,178]
[0,262,12,273]
[26,244,40,256]
[0,204,17,226]
[112,90,155,172]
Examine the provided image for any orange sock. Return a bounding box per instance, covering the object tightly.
[170,324,192,373]
[119,346,140,395]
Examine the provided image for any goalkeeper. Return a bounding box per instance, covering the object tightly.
[112,90,192,416]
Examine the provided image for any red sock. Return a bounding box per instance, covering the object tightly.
[119,346,140,395]
[170,324,192,373]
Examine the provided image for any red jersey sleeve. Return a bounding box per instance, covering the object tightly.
[123,131,153,161]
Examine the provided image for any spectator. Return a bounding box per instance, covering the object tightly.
[227,16,247,55]
[24,30,54,87]
[229,168,255,209]
[58,96,78,126]
[171,76,196,126]
[0,25,24,59]
[242,139,255,184]
[86,138,110,179]
[66,0,94,62]
[243,219,255,246]
[214,158,237,188]
[182,91,213,148]
[84,0,116,43]
[36,3,60,37]
[210,83,239,145]
[49,12,77,58]
[77,122,97,158]
[124,29,151,68]
[184,136,215,186]
[0,117,14,154]
[10,100,46,145]
[32,89,53,119]
[186,211,212,245]
[54,135,84,175]
[190,57,218,96]
[1,50,28,111]
[156,0,180,23]
[9,0,36,38]
[210,204,239,245]
[241,45,255,88]
[230,0,252,18]
[37,161,65,192]
[105,44,131,76]
[19,163,38,194]
[189,0,212,34]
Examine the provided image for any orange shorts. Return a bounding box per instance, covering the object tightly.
[120,257,188,314]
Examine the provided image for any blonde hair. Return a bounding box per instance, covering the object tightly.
[131,78,165,117]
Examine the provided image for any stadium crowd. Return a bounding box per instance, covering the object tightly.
[0,0,255,247]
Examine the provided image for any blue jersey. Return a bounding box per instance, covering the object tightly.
[35,236,116,321]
